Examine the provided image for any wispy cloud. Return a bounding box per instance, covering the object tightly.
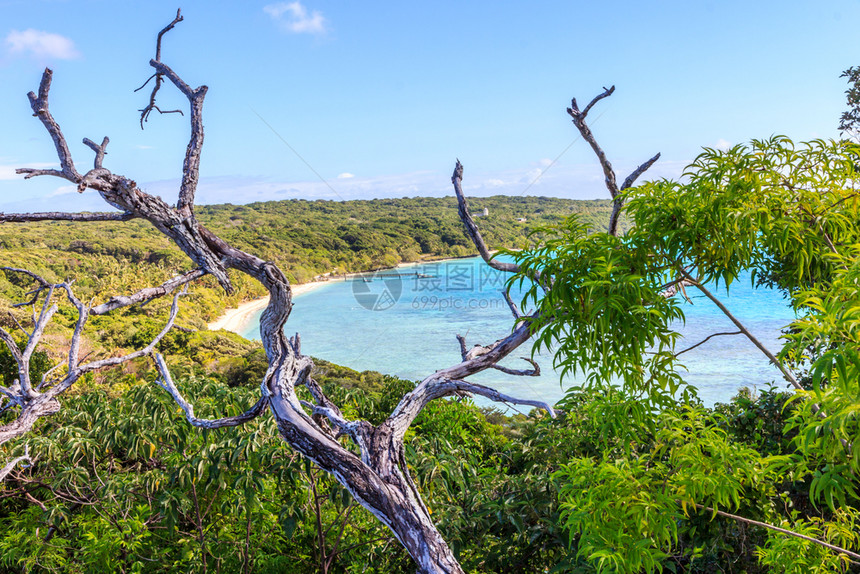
[714,138,733,151]
[0,158,693,213]
[5,29,80,60]
[264,2,327,35]
[337,172,355,179]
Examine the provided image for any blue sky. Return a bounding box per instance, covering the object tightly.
[1,0,858,213]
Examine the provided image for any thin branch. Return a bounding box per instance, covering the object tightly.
[502,288,525,319]
[620,152,662,191]
[674,331,742,357]
[678,268,801,390]
[141,11,207,215]
[1,267,49,289]
[567,87,660,236]
[137,9,185,129]
[91,268,205,315]
[568,89,619,199]
[67,288,185,388]
[492,357,540,376]
[695,504,860,564]
[153,353,268,429]
[451,161,519,273]
[575,85,615,120]
[437,379,555,417]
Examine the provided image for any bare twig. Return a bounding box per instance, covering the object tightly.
[16,69,80,183]
[695,504,860,564]
[137,9,185,128]
[674,331,743,358]
[82,136,110,169]
[567,86,660,235]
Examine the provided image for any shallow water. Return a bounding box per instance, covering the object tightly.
[240,256,796,407]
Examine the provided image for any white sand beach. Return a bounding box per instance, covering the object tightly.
[206,258,473,335]
[206,281,327,334]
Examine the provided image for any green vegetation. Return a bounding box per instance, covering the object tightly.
[0,195,616,325]
[513,136,860,572]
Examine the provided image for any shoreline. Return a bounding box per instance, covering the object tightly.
[206,256,485,334]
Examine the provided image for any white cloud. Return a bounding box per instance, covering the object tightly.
[337,172,355,179]
[520,168,543,184]
[264,2,327,35]
[5,29,80,60]
[538,158,553,167]
[715,138,732,151]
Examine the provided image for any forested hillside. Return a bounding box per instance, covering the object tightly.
[0,196,616,326]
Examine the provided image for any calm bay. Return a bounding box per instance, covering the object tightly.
[240,256,797,407]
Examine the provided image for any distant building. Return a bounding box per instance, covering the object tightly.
[516,217,527,222]
[472,207,489,218]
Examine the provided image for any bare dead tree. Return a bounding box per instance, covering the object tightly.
[0,12,659,573]
[0,268,182,446]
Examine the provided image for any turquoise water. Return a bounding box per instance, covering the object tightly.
[240,256,796,407]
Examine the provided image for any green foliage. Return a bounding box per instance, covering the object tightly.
[513,136,860,572]
[513,218,687,408]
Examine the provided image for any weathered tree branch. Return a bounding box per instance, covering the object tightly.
[451,161,519,273]
[153,353,269,429]
[137,8,185,128]
[674,331,743,358]
[567,86,660,236]
[82,136,109,169]
[16,69,80,183]
[0,211,135,223]
[0,276,185,449]
[90,268,205,315]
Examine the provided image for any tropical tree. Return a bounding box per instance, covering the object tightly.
[516,132,860,570]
